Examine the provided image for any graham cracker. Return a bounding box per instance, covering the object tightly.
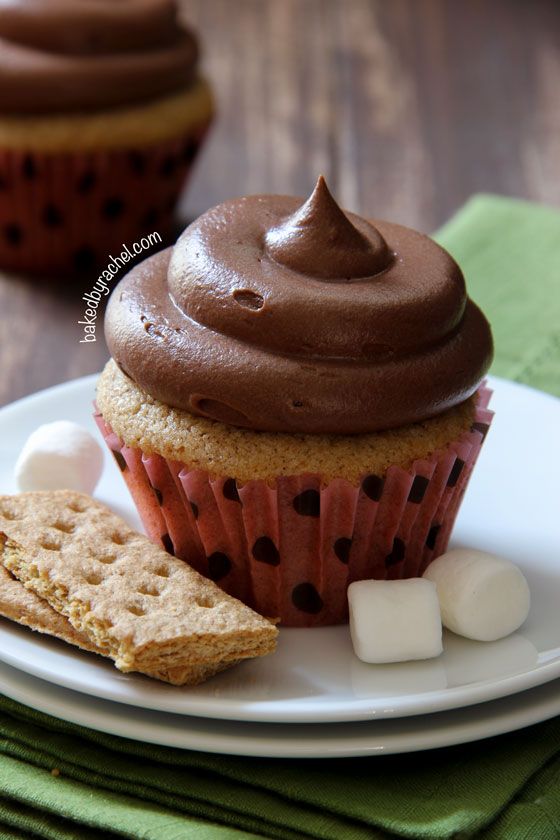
[0,559,238,685]
[0,491,277,685]
[0,563,97,653]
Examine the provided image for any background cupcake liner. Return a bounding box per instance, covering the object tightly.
[0,121,210,276]
[95,385,493,627]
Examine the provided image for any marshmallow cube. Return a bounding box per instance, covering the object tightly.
[424,548,530,642]
[348,579,443,664]
[15,420,104,495]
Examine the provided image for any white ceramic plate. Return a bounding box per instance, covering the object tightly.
[0,375,559,725]
[1,658,560,758]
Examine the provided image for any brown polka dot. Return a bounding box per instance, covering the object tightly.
[161,533,174,555]
[447,458,465,488]
[385,537,405,567]
[4,223,23,246]
[159,155,177,177]
[222,478,241,503]
[181,139,199,164]
[73,246,96,273]
[102,197,125,219]
[292,582,323,614]
[252,536,280,566]
[128,151,146,175]
[190,501,199,519]
[408,476,429,504]
[207,551,232,581]
[22,155,36,179]
[111,451,127,472]
[142,208,160,229]
[77,171,97,194]
[426,524,441,550]
[42,204,63,227]
[151,486,163,505]
[293,489,320,517]
[471,422,490,440]
[333,537,352,564]
[361,474,384,501]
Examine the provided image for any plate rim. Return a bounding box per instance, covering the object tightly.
[1,619,560,723]
[0,372,559,724]
[1,658,560,758]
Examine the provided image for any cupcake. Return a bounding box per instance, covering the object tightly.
[0,0,213,276]
[95,176,494,627]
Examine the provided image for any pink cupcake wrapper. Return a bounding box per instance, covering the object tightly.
[0,121,211,275]
[95,385,493,626]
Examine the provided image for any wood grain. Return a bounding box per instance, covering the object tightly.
[1,0,559,407]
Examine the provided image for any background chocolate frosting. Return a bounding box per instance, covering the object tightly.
[0,0,198,114]
[105,177,493,434]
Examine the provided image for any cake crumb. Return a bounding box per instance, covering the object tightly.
[51,768,60,777]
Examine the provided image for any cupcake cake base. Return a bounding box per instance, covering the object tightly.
[95,364,493,627]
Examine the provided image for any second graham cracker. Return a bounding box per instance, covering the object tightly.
[0,563,97,653]
[0,558,240,686]
[0,491,277,685]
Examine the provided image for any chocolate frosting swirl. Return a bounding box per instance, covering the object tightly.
[105,177,493,434]
[0,0,198,114]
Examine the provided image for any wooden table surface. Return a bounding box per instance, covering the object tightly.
[1,0,559,408]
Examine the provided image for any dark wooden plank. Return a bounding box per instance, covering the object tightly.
[1,0,559,407]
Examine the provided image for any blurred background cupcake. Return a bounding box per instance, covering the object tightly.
[95,177,494,627]
[0,0,214,276]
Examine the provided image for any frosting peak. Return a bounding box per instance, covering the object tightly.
[105,180,493,434]
[265,176,391,279]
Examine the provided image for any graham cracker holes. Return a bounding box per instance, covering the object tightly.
[52,521,75,534]
[154,566,170,578]
[128,605,145,616]
[138,584,160,596]
[195,597,215,608]
[67,502,86,513]
[85,573,102,586]
[98,553,116,565]
[40,538,61,551]
[110,532,127,546]
[0,507,20,521]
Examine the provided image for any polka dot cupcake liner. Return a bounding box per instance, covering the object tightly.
[0,122,210,276]
[94,385,493,627]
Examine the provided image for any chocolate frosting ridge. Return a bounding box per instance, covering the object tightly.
[105,179,493,434]
[0,0,198,114]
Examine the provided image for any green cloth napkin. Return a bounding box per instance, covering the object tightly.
[435,194,560,396]
[1,194,560,839]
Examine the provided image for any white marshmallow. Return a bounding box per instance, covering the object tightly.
[348,578,443,664]
[15,421,104,495]
[423,548,530,642]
